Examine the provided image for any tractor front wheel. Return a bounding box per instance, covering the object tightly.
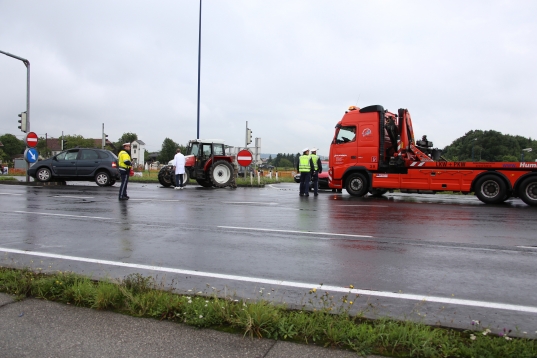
[210,160,233,187]
[158,166,174,187]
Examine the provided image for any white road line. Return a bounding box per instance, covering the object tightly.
[53,195,95,199]
[1,246,536,314]
[218,226,373,238]
[517,246,537,250]
[0,193,22,196]
[14,210,113,220]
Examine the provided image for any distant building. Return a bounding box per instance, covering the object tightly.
[130,140,146,166]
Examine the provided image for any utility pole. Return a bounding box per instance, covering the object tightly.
[1,50,31,182]
[196,0,202,139]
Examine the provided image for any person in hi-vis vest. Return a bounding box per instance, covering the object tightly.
[310,148,322,196]
[296,148,314,196]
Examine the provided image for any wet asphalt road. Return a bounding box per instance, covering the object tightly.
[1,181,536,336]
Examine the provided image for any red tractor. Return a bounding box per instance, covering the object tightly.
[158,139,236,188]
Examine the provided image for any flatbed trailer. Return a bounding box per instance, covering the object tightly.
[328,105,537,206]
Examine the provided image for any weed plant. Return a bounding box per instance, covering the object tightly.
[1,267,536,357]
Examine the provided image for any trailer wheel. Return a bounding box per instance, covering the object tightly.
[475,175,507,204]
[369,189,388,197]
[518,176,537,206]
[345,173,368,197]
[210,160,233,187]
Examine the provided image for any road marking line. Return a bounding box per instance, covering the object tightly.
[517,246,537,250]
[0,193,22,195]
[218,226,373,238]
[14,210,113,220]
[1,246,536,314]
[53,195,95,199]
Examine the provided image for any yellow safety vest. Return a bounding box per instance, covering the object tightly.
[299,155,311,172]
[118,150,131,169]
[310,154,319,171]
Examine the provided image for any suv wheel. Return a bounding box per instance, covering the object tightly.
[95,171,111,187]
[36,167,52,182]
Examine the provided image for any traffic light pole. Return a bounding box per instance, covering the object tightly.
[1,50,31,182]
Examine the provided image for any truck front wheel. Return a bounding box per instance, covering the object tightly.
[345,173,368,197]
[474,174,507,204]
[519,176,537,206]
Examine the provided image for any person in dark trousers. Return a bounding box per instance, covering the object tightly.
[118,143,132,200]
[297,148,314,197]
[310,147,322,196]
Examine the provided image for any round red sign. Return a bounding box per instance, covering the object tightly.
[237,149,253,166]
[25,132,38,148]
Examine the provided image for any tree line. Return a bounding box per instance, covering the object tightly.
[441,130,536,162]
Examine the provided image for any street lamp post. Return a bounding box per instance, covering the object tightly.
[521,148,532,162]
[471,138,477,161]
[196,0,202,139]
[1,50,31,182]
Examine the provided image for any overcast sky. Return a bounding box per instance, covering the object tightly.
[1,0,536,156]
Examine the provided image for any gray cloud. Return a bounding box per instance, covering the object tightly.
[2,0,536,157]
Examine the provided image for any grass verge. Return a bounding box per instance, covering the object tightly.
[0,176,17,181]
[1,267,535,357]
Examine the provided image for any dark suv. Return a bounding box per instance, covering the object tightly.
[28,148,120,186]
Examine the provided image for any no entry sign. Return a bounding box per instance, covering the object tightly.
[25,132,38,148]
[237,149,253,166]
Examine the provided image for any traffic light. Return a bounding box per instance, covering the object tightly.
[246,128,252,145]
[18,111,28,133]
[102,133,108,149]
[61,139,67,150]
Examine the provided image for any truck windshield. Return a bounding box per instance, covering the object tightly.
[335,126,356,143]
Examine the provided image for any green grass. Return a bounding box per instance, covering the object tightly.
[0,176,17,181]
[1,267,535,357]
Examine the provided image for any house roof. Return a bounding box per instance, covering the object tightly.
[132,140,145,145]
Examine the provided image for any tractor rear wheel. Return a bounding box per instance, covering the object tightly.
[210,160,233,187]
[158,166,174,187]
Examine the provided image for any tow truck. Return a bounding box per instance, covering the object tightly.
[328,105,537,206]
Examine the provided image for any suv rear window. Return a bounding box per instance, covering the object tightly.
[98,151,110,159]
